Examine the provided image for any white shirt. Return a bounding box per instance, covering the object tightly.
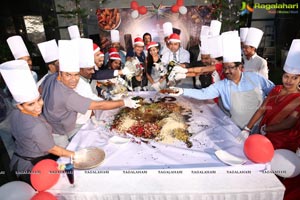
[74,76,103,124]
[161,47,190,65]
[37,71,52,87]
[243,53,268,79]
[75,77,102,101]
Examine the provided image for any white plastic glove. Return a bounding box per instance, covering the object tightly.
[168,71,176,82]
[174,73,187,81]
[121,67,134,76]
[172,65,188,74]
[260,124,267,135]
[73,149,89,163]
[151,82,161,91]
[168,87,184,96]
[236,130,250,143]
[123,97,141,109]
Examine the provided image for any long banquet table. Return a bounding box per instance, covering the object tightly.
[50,92,285,200]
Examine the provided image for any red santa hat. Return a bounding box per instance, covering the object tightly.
[133,37,144,46]
[108,47,119,56]
[168,33,181,43]
[109,53,121,61]
[146,41,159,50]
[93,43,100,53]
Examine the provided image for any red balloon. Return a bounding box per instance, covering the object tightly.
[138,6,147,15]
[171,5,179,13]
[130,1,139,10]
[31,191,57,200]
[244,134,274,163]
[176,0,184,6]
[30,159,60,191]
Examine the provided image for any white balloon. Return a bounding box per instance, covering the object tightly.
[131,10,139,19]
[179,6,187,15]
[0,181,36,200]
[271,149,300,178]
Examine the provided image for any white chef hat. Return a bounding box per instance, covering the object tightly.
[163,22,173,37]
[222,31,241,63]
[0,60,39,104]
[244,27,264,49]
[222,30,239,38]
[210,20,222,37]
[7,35,30,59]
[37,39,59,63]
[77,38,95,68]
[58,40,80,72]
[68,25,81,40]
[111,30,120,43]
[200,37,210,55]
[239,27,249,42]
[208,35,223,58]
[283,39,300,74]
[200,25,210,41]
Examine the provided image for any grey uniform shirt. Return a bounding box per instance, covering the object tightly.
[41,73,92,135]
[10,109,55,172]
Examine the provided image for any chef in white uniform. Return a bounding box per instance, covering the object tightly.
[74,38,103,125]
[6,35,38,82]
[242,27,269,79]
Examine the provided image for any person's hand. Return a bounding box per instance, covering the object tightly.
[260,124,267,135]
[236,129,250,143]
[100,89,111,100]
[151,82,161,91]
[121,67,134,76]
[123,97,141,109]
[174,73,187,81]
[73,149,89,163]
[168,87,184,96]
[172,65,188,74]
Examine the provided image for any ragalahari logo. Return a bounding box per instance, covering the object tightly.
[240,2,254,16]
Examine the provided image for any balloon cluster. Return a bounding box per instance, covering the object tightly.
[130,1,147,19]
[243,134,300,178]
[171,0,187,15]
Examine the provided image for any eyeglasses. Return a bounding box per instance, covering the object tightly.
[222,66,238,72]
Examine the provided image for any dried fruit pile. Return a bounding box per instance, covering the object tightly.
[111,101,192,147]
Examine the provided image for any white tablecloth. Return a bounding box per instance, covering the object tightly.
[50,92,285,199]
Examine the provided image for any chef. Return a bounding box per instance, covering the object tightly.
[242,27,269,79]
[239,27,249,49]
[160,22,173,56]
[171,32,274,130]
[0,60,74,184]
[40,40,140,147]
[6,35,38,82]
[74,38,103,125]
[37,39,59,87]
